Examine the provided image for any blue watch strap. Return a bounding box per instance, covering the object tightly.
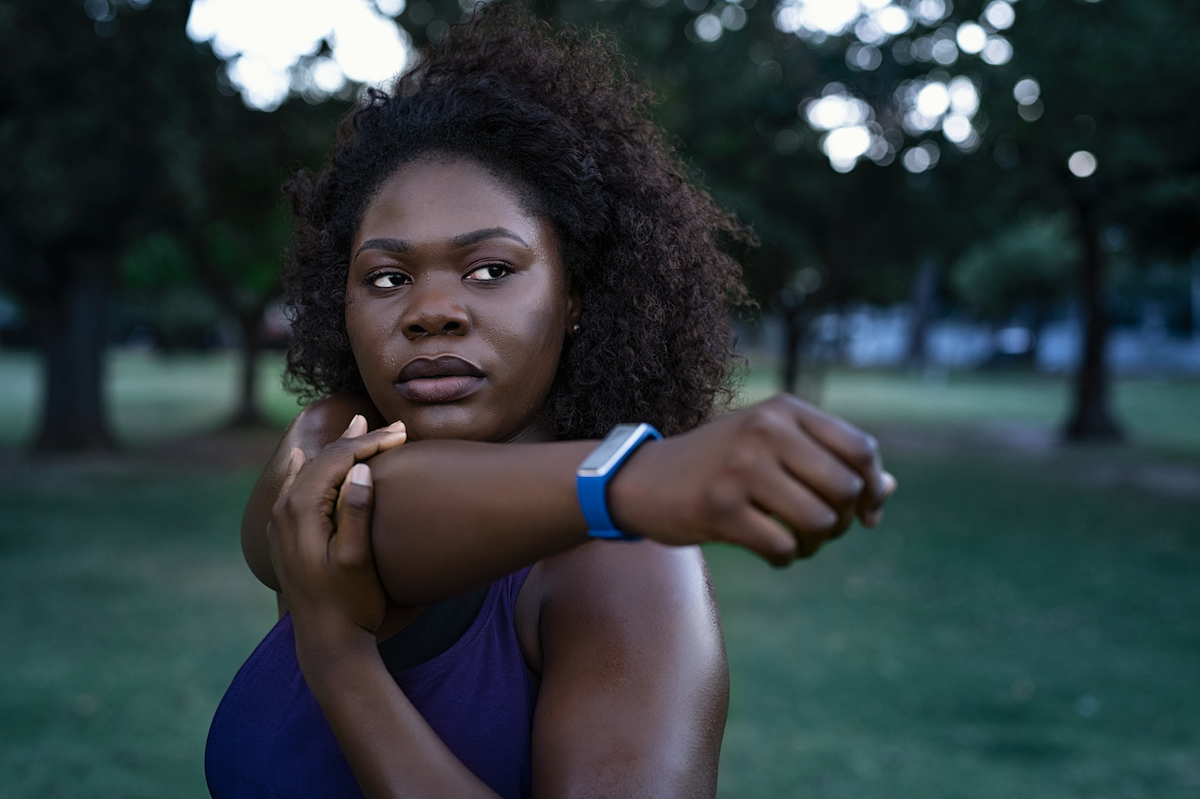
[576,423,661,540]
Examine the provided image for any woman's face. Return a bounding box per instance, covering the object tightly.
[345,156,579,443]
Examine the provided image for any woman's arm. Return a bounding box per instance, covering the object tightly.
[369,393,893,605]
[245,393,895,605]
[525,541,729,797]
[242,394,385,591]
[268,423,502,798]
[273,420,728,798]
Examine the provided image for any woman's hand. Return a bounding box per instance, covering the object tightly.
[610,394,897,565]
[267,415,407,649]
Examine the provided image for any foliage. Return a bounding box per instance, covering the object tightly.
[951,214,1079,322]
[0,0,343,445]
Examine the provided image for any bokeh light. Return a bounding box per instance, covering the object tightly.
[1068,150,1098,178]
[983,0,1015,30]
[897,74,980,152]
[911,0,950,26]
[1013,77,1040,105]
[955,22,986,55]
[901,140,941,172]
[782,0,1018,169]
[806,87,873,129]
[695,13,724,41]
[948,75,980,115]
[846,42,884,70]
[775,0,931,42]
[823,125,873,172]
[981,35,1013,65]
[802,85,890,171]
[917,81,951,117]
[187,0,411,110]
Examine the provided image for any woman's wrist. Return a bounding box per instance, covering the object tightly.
[292,610,381,685]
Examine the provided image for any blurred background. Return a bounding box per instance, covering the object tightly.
[1,0,1197,796]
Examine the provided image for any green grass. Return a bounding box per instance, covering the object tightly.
[741,364,1200,458]
[1,351,1198,797]
[3,350,1198,455]
[0,464,276,799]
[710,448,1200,798]
[0,350,301,448]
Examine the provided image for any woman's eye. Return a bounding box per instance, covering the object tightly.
[466,263,512,281]
[372,273,409,288]
[463,261,511,279]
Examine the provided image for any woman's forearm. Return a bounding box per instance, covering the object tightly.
[367,440,595,606]
[246,394,893,607]
[239,398,600,604]
[297,630,500,799]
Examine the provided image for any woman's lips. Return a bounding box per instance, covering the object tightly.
[395,375,483,403]
[394,355,485,403]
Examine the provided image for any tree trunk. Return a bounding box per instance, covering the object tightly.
[228,306,268,428]
[34,251,115,451]
[906,255,939,367]
[1190,251,1200,338]
[781,306,803,395]
[1063,198,1122,441]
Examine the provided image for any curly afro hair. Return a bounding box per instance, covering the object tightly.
[282,2,754,439]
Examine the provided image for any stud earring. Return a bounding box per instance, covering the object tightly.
[572,323,581,335]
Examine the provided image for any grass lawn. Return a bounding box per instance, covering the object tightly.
[0,350,301,449]
[1,350,1197,797]
[712,450,1200,798]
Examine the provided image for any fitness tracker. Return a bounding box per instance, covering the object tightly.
[576,423,661,540]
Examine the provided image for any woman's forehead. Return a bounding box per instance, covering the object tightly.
[354,157,553,252]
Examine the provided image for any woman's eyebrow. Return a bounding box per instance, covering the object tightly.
[354,228,530,261]
[449,227,530,248]
[356,238,411,258]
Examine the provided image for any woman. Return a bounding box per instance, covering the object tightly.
[206,6,894,797]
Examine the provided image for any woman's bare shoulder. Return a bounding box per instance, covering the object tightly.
[288,393,386,446]
[518,539,723,676]
[521,541,728,796]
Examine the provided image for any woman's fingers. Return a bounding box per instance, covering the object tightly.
[771,420,867,514]
[746,462,842,556]
[341,413,369,439]
[789,398,891,524]
[274,416,405,564]
[279,447,307,498]
[333,463,374,568]
[338,417,407,463]
[859,471,898,527]
[271,416,388,637]
[292,418,406,502]
[722,505,801,566]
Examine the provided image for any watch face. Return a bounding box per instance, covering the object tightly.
[578,424,641,474]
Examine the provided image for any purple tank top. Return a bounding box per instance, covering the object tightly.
[205,568,535,799]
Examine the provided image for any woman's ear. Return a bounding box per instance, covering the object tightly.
[566,287,582,336]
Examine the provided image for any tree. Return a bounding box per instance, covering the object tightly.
[164,100,345,427]
[0,0,192,449]
[951,213,1079,358]
[0,0,341,448]
[558,0,1200,438]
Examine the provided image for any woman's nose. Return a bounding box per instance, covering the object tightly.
[400,275,471,339]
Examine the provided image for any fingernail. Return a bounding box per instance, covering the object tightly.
[344,414,363,434]
[882,472,897,496]
[388,419,406,430]
[349,463,371,487]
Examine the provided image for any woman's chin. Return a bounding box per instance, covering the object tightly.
[399,411,551,444]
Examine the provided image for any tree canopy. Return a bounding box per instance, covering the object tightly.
[1,0,1196,448]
